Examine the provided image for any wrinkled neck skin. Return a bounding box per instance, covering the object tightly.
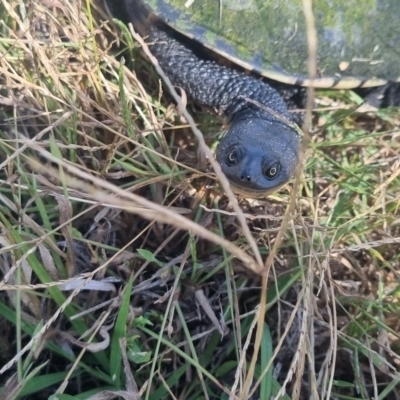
[105,0,302,197]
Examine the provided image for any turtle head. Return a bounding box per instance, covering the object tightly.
[216,117,301,196]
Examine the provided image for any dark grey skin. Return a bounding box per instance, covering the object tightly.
[105,0,301,196]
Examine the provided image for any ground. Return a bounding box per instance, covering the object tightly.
[0,1,399,399]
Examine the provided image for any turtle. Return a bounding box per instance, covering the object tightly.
[104,0,400,196]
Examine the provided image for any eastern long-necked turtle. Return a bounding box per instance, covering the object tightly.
[104,0,400,196]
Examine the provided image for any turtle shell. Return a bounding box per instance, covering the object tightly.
[142,0,400,88]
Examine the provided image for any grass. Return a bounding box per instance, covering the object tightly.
[0,0,399,399]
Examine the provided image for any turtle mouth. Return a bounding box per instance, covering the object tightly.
[227,180,287,198]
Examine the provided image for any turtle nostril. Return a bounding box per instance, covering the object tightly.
[240,175,252,182]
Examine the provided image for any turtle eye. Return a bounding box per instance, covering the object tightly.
[263,161,281,180]
[226,146,244,166]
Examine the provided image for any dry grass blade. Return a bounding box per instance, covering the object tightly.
[128,25,264,269]
[24,138,261,273]
[238,0,317,394]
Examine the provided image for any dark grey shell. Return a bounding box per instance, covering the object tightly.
[142,0,400,88]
